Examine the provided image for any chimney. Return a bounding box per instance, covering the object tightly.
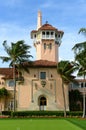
[37,11,42,30]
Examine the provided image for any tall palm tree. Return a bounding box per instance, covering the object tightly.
[0,40,33,111]
[72,51,86,118]
[72,28,86,118]
[57,60,76,117]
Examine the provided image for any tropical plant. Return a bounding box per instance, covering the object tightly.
[78,28,86,35]
[0,87,10,98]
[0,87,11,111]
[0,40,33,111]
[69,89,83,111]
[72,28,86,118]
[57,60,76,117]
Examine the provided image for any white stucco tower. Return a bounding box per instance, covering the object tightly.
[31,11,64,62]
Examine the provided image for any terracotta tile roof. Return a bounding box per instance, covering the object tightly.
[38,23,57,30]
[0,68,13,79]
[31,30,37,33]
[31,24,64,34]
[38,23,64,33]
[0,60,57,79]
[23,60,57,67]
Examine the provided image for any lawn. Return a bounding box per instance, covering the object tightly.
[0,118,85,130]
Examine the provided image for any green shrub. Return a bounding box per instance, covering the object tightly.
[2,111,83,118]
[2,111,12,116]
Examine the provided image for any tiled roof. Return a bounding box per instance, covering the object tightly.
[31,30,37,33]
[38,23,64,33]
[0,68,13,79]
[31,24,64,34]
[38,23,57,30]
[0,60,57,79]
[23,60,57,67]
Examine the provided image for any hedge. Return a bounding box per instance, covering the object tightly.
[2,111,83,117]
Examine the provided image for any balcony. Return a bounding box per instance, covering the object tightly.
[42,35,55,39]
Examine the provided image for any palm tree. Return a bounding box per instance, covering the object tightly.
[72,28,86,118]
[78,28,86,35]
[57,60,76,117]
[0,40,33,111]
[72,51,86,118]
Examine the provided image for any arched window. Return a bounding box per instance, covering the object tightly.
[40,97,47,106]
[42,31,45,38]
[85,82,86,87]
[49,43,52,49]
[44,43,46,50]
[81,83,83,88]
[42,31,45,35]
[46,31,49,38]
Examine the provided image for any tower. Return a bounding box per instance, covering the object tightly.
[37,10,42,30]
[31,11,64,62]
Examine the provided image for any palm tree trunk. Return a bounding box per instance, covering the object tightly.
[82,74,86,118]
[13,64,16,112]
[62,79,66,117]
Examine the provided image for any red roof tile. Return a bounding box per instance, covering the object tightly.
[38,23,64,33]
[31,24,64,34]
[31,30,37,33]
[23,60,57,67]
[38,23,57,30]
[0,68,13,79]
[0,60,57,79]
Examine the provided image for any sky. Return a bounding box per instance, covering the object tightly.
[0,0,86,67]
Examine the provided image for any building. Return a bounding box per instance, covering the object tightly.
[0,11,69,111]
[69,79,86,94]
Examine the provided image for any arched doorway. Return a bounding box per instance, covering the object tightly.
[38,96,47,111]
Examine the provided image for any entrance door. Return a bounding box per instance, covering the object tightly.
[39,96,47,111]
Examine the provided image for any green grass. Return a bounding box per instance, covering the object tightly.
[0,118,85,130]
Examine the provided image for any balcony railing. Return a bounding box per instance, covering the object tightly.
[42,35,55,39]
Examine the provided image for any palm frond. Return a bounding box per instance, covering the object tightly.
[0,56,11,62]
[78,28,86,35]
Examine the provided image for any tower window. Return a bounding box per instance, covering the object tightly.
[55,33,57,38]
[46,31,49,35]
[58,34,60,38]
[51,32,54,35]
[42,31,45,35]
[49,43,52,49]
[34,34,36,38]
[44,43,46,50]
[46,31,49,38]
[40,72,46,79]
[81,83,83,88]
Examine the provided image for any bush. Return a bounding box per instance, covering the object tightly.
[2,111,12,116]
[2,111,83,118]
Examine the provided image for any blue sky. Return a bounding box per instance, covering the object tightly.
[0,0,86,67]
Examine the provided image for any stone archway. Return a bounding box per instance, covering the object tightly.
[38,96,47,111]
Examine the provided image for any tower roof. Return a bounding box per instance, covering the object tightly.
[38,23,57,31]
[31,23,64,34]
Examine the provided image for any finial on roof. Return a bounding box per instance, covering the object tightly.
[46,21,48,24]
